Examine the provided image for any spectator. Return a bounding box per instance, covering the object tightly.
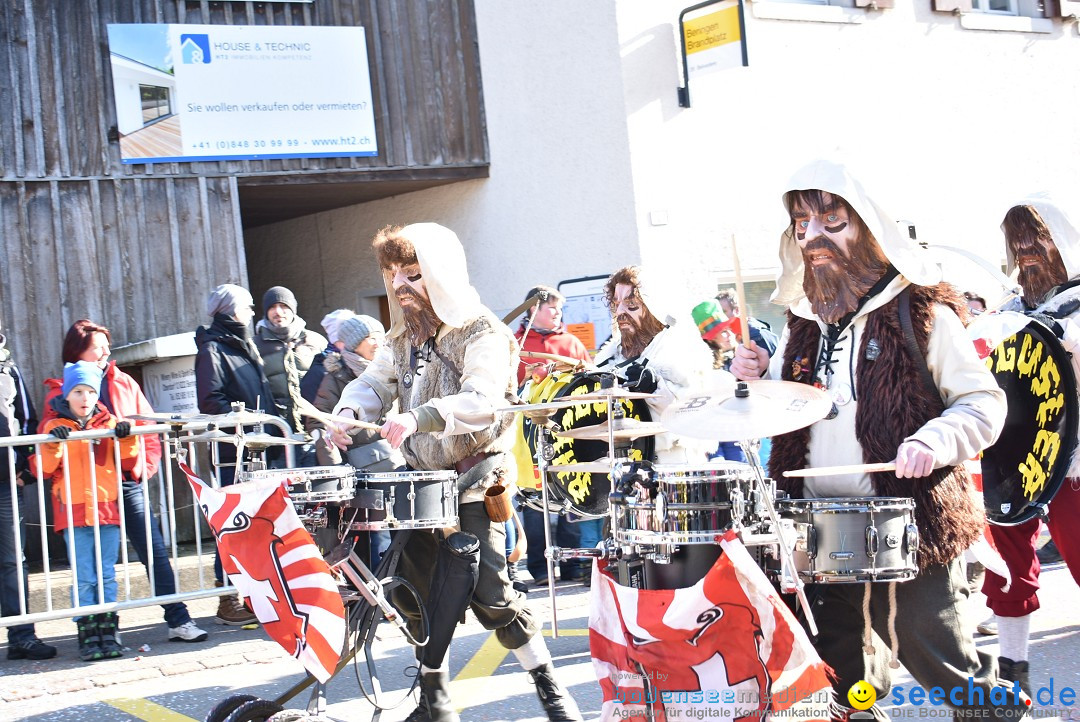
[254,286,327,447]
[514,286,594,585]
[40,320,208,643]
[300,308,355,404]
[691,299,746,463]
[195,283,275,625]
[0,319,56,661]
[715,288,779,358]
[35,361,139,661]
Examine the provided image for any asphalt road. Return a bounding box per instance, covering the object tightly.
[1,561,1077,721]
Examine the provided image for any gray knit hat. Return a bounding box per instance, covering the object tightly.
[207,284,253,318]
[262,286,297,315]
[320,309,355,345]
[338,315,385,351]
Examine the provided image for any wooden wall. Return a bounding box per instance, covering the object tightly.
[0,0,488,396]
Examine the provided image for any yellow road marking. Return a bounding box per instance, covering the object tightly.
[452,627,590,712]
[105,697,197,721]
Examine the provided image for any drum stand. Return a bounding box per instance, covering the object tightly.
[737,439,818,636]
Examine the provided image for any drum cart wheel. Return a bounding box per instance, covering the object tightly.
[206,536,429,722]
[222,699,285,722]
[205,694,259,722]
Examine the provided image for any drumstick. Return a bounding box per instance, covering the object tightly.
[731,233,752,348]
[295,397,382,433]
[783,462,898,478]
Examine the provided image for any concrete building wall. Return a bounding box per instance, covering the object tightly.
[246,1,640,323]
[614,1,1080,308]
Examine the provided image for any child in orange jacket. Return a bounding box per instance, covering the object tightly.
[33,361,139,661]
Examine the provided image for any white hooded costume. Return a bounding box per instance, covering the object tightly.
[767,160,1006,497]
[593,266,713,463]
[334,223,519,500]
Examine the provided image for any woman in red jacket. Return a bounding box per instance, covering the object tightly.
[40,320,208,643]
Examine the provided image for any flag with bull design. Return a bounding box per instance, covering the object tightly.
[182,463,345,682]
[589,530,832,722]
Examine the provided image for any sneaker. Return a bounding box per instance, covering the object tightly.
[7,638,58,661]
[168,621,209,643]
[216,594,258,626]
[1036,539,1063,565]
[977,615,998,636]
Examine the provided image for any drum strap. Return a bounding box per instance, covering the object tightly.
[454,452,503,494]
[897,287,940,402]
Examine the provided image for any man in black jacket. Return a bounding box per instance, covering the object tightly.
[194,283,278,625]
[0,319,57,660]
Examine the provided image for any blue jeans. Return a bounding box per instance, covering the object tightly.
[577,518,604,550]
[65,524,120,621]
[522,507,581,579]
[711,441,747,462]
[122,480,190,627]
[0,484,35,643]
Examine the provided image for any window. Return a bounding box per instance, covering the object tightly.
[139,84,171,124]
[972,0,1018,13]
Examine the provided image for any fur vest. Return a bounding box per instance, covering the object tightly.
[769,283,985,569]
[390,312,518,472]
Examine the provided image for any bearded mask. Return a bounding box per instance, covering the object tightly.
[618,307,665,359]
[396,285,442,347]
[791,193,891,324]
[1005,206,1068,308]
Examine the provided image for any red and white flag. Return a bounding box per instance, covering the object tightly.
[589,530,833,721]
[182,463,346,682]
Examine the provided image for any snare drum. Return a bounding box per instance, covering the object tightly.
[611,462,757,547]
[350,470,458,531]
[776,497,919,583]
[239,466,357,504]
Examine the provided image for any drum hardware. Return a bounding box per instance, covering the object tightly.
[203,403,282,429]
[566,388,660,402]
[741,441,818,636]
[546,457,625,474]
[660,379,833,443]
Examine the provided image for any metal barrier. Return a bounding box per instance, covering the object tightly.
[0,417,295,627]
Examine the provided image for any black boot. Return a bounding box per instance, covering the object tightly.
[528,662,584,722]
[97,611,124,659]
[999,656,1032,699]
[77,615,104,662]
[404,670,459,722]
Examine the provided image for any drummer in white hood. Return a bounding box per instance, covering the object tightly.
[594,265,713,463]
[983,195,1080,696]
[731,160,1023,719]
[330,223,582,722]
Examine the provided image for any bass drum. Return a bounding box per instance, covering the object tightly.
[521,371,653,518]
[969,311,1079,525]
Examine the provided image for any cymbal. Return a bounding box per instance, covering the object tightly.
[182,430,240,444]
[496,399,585,415]
[547,457,626,474]
[239,432,305,448]
[556,418,666,441]
[569,388,658,402]
[128,412,214,426]
[520,351,598,370]
[660,380,832,442]
[206,409,280,427]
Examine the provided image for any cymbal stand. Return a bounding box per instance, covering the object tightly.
[536,423,564,638]
[738,438,817,636]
